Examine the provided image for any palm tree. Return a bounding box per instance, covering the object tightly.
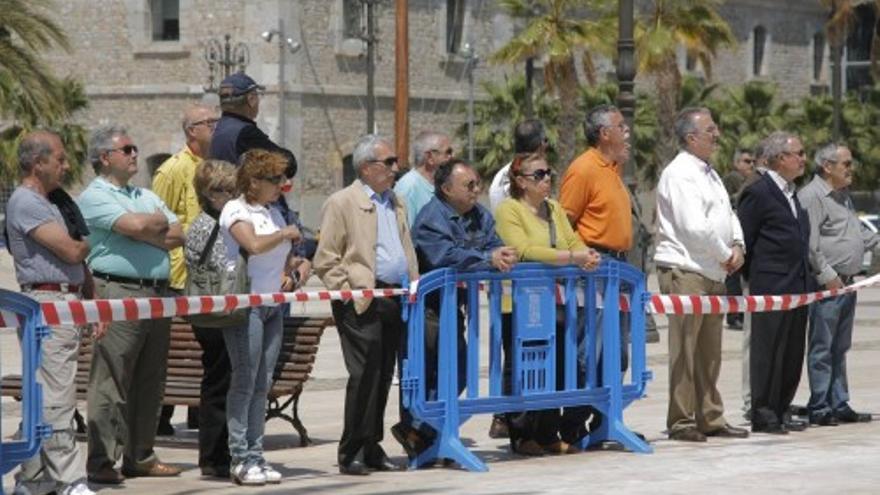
[0,0,72,121]
[491,0,615,171]
[635,0,735,171]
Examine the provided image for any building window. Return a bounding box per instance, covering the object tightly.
[752,26,767,76]
[446,0,466,54]
[342,0,363,39]
[150,0,179,41]
[813,31,826,82]
[845,4,875,92]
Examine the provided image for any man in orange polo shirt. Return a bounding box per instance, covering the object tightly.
[560,104,634,442]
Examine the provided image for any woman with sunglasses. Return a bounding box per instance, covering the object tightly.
[494,152,601,456]
[218,149,301,486]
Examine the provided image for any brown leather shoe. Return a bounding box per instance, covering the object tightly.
[706,424,750,438]
[122,461,182,478]
[88,466,124,485]
[668,427,707,442]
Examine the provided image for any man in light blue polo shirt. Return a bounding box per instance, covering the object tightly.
[393,131,452,226]
[77,125,184,485]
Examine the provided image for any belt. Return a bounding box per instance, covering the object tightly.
[21,283,81,293]
[375,280,401,289]
[593,246,627,260]
[92,271,168,290]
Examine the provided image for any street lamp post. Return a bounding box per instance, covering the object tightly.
[361,0,379,134]
[262,21,302,148]
[616,0,636,188]
[463,43,478,163]
[203,34,250,92]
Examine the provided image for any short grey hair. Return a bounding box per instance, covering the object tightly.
[763,131,797,168]
[18,131,55,174]
[674,107,710,146]
[412,131,447,167]
[181,103,217,133]
[88,124,129,174]
[352,134,391,175]
[584,104,619,146]
[813,142,845,176]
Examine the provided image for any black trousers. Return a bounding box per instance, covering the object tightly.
[725,270,744,324]
[750,306,808,427]
[331,297,402,465]
[192,326,232,470]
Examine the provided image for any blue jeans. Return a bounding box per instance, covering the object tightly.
[807,291,856,416]
[222,305,284,467]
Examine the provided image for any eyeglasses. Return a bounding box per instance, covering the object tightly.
[106,145,138,156]
[189,118,219,129]
[520,168,555,181]
[369,156,399,167]
[464,179,482,192]
[257,174,285,185]
[430,147,454,156]
[784,149,806,158]
[742,158,756,164]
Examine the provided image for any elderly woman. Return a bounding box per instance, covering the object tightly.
[494,152,601,456]
[218,149,301,486]
[184,159,237,479]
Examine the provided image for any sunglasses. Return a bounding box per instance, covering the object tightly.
[370,156,399,167]
[521,168,554,181]
[106,145,138,156]
[257,174,285,185]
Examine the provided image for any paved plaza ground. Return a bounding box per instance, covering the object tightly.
[1,251,879,494]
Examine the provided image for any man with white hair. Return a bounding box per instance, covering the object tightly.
[798,142,877,426]
[314,134,419,476]
[394,130,453,225]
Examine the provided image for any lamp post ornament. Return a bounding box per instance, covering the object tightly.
[204,34,250,92]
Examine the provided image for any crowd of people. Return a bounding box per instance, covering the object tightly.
[3,71,875,493]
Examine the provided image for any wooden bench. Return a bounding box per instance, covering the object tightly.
[1,315,331,447]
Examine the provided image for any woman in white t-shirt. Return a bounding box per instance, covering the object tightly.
[219,149,301,486]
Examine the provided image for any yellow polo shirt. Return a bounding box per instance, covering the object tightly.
[152,146,202,290]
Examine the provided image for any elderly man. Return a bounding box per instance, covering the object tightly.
[7,131,95,495]
[488,119,549,213]
[394,131,453,225]
[738,131,812,435]
[77,126,184,484]
[722,148,757,331]
[654,107,749,442]
[392,159,517,460]
[798,143,876,426]
[314,134,419,476]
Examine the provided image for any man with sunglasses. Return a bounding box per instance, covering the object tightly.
[77,125,184,484]
[721,148,756,332]
[798,143,876,426]
[394,131,453,226]
[314,134,419,476]
[655,107,749,442]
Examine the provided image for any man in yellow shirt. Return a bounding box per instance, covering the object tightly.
[152,103,219,290]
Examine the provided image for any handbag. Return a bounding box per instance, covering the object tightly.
[184,222,250,328]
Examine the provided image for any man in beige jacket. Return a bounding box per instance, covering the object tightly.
[314,134,419,476]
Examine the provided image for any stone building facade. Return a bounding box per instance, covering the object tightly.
[32,0,869,226]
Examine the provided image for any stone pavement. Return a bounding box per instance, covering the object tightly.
[2,251,879,494]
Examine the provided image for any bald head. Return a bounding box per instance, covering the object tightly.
[182,103,218,158]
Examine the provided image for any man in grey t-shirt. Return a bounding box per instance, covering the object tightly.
[6,131,96,495]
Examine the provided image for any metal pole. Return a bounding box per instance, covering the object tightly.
[830,1,843,140]
[466,46,476,163]
[616,0,636,187]
[278,19,287,148]
[525,57,534,118]
[365,0,376,134]
[394,0,409,167]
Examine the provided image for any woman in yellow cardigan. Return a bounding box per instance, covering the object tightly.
[495,152,600,456]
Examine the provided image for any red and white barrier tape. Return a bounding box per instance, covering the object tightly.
[1,272,877,328]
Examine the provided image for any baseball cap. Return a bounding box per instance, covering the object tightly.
[218,72,265,98]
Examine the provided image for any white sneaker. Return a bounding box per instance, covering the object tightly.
[262,464,282,484]
[62,482,96,495]
[231,464,266,486]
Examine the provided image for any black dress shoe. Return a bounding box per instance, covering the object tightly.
[809,412,839,427]
[751,423,788,435]
[668,427,707,442]
[784,418,808,432]
[706,424,749,438]
[366,455,404,472]
[338,460,370,476]
[836,406,872,423]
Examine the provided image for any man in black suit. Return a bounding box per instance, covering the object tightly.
[737,131,813,434]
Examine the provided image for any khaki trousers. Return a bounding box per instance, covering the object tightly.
[658,266,727,433]
[86,279,170,473]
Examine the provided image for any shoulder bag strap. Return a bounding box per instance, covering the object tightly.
[198,222,221,267]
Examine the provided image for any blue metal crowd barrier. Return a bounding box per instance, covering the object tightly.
[0,289,52,490]
[400,260,653,472]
